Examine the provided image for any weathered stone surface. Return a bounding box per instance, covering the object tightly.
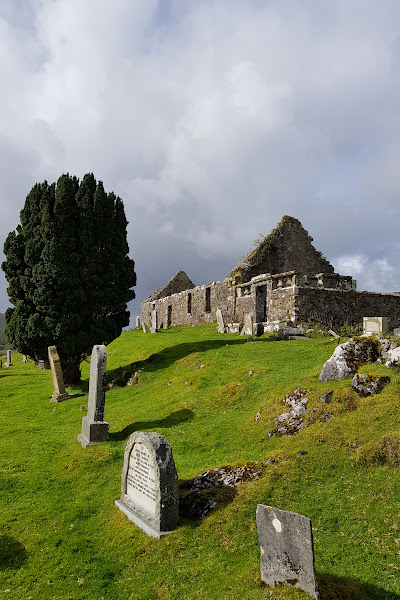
[240,313,253,336]
[256,504,319,599]
[216,308,225,333]
[320,391,333,403]
[269,388,308,437]
[278,326,304,340]
[319,337,380,382]
[226,322,240,333]
[38,359,50,370]
[150,309,157,334]
[352,373,390,397]
[48,346,70,403]
[136,316,141,329]
[142,323,148,333]
[363,316,389,337]
[22,355,28,364]
[394,327,400,338]
[115,431,178,538]
[328,329,339,338]
[386,345,400,367]
[78,345,109,448]
[5,349,12,367]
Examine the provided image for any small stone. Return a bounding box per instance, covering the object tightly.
[255,412,261,422]
[320,391,333,403]
[247,370,254,377]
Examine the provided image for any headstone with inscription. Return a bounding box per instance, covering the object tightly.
[48,346,70,402]
[256,504,319,599]
[115,431,179,538]
[5,350,12,367]
[78,345,109,448]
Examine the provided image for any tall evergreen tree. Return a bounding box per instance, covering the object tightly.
[2,173,136,384]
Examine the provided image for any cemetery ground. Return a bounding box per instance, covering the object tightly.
[1,326,400,600]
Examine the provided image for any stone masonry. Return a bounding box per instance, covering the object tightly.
[141,216,400,333]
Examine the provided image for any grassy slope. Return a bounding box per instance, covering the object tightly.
[0,326,399,600]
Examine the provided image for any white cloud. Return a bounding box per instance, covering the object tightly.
[1,1,400,318]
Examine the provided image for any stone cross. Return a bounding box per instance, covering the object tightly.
[5,350,12,367]
[115,431,179,538]
[48,346,69,402]
[78,345,109,448]
[256,504,319,599]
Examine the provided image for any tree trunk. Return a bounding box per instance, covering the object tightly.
[62,357,81,386]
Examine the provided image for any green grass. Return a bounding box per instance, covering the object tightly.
[1,325,400,600]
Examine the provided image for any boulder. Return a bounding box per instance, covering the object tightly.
[319,337,381,382]
[387,346,400,367]
[352,373,390,396]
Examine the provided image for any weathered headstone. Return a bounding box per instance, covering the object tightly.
[216,308,225,333]
[22,355,28,364]
[240,313,253,336]
[136,316,141,329]
[5,350,12,367]
[142,323,148,333]
[38,359,50,370]
[363,316,388,337]
[48,346,69,402]
[150,309,157,334]
[78,345,109,448]
[115,431,179,538]
[256,504,319,599]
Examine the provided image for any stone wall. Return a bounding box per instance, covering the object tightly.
[297,288,400,329]
[141,279,236,329]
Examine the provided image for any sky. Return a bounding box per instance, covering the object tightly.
[1,0,400,324]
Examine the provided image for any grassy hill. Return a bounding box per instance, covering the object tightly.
[0,326,399,600]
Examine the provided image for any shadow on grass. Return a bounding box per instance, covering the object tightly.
[109,408,195,441]
[105,336,271,387]
[0,536,27,569]
[317,573,400,600]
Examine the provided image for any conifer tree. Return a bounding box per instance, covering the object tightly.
[2,173,136,384]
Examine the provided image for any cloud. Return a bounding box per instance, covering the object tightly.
[1,0,400,320]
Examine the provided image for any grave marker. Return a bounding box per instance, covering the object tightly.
[115,431,179,538]
[136,316,141,329]
[150,309,157,333]
[48,346,70,402]
[256,504,319,599]
[363,316,388,337]
[5,350,12,367]
[78,345,109,447]
[216,308,225,333]
[22,355,28,364]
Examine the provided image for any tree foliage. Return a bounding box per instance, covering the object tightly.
[2,173,136,383]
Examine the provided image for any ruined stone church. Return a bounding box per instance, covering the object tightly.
[141,216,400,332]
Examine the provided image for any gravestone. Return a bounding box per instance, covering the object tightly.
[150,309,157,334]
[142,323,148,333]
[256,504,319,599]
[38,359,50,370]
[78,345,109,448]
[48,346,69,402]
[363,316,388,337]
[216,308,225,333]
[22,355,28,364]
[115,431,179,538]
[136,316,141,329]
[5,350,12,367]
[240,313,253,336]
